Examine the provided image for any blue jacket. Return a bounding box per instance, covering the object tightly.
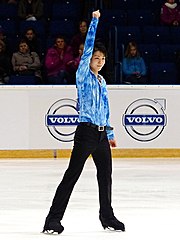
[76,17,114,140]
[122,57,147,76]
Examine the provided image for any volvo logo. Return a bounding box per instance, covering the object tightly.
[122,98,167,142]
[45,99,79,142]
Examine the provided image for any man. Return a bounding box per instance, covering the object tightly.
[43,10,125,234]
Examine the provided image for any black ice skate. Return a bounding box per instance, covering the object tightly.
[42,218,64,234]
[99,215,125,231]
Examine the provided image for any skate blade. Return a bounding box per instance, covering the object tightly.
[106,226,125,232]
[42,230,60,235]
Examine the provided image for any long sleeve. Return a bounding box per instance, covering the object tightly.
[76,17,99,85]
[76,17,114,140]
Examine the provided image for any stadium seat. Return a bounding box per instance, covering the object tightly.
[114,26,142,48]
[0,3,17,20]
[111,0,139,10]
[51,0,81,20]
[150,62,177,84]
[138,43,160,65]
[171,27,180,44]
[49,19,76,38]
[0,20,17,37]
[8,75,37,85]
[101,9,127,27]
[138,0,163,11]
[159,44,180,62]
[143,26,171,44]
[97,9,127,43]
[127,9,155,26]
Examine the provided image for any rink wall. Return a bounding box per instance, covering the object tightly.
[0,85,180,158]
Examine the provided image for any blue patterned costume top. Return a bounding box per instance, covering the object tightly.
[76,17,114,140]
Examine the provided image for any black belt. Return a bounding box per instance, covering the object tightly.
[80,122,113,131]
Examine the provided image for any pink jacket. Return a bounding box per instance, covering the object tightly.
[45,46,73,77]
[161,3,180,25]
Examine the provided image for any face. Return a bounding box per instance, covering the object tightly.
[25,29,35,41]
[90,51,105,75]
[19,42,29,53]
[55,38,65,49]
[130,46,137,57]
[79,21,87,35]
[78,43,84,56]
[168,0,175,3]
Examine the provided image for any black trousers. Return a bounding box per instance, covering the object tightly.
[47,124,114,222]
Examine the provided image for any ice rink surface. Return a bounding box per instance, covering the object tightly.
[0,158,180,240]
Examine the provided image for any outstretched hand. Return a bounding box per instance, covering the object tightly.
[92,10,100,19]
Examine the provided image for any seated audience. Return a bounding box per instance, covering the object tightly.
[0,40,11,84]
[18,0,44,21]
[161,0,180,26]
[23,27,42,57]
[11,39,42,82]
[122,41,147,84]
[45,36,74,84]
[70,19,88,57]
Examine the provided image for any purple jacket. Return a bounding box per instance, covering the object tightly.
[161,3,180,25]
[45,46,73,77]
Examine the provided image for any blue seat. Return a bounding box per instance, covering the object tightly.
[97,9,127,42]
[101,9,127,27]
[171,27,180,44]
[0,20,17,37]
[52,1,81,20]
[150,62,177,84]
[159,44,180,62]
[115,26,142,47]
[127,9,155,26]
[138,0,163,10]
[143,26,171,44]
[138,43,160,65]
[0,3,17,20]
[49,19,76,38]
[111,0,139,10]
[8,75,37,85]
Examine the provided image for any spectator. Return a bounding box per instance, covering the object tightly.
[70,19,88,57]
[122,41,147,84]
[45,36,74,84]
[160,0,180,26]
[18,0,44,21]
[0,40,11,84]
[66,43,84,84]
[23,27,42,57]
[11,39,42,82]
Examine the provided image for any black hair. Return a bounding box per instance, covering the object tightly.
[93,41,107,57]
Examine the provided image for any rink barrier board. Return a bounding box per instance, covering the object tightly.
[1,85,180,151]
[1,149,180,159]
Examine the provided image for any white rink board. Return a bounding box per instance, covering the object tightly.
[0,85,179,150]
